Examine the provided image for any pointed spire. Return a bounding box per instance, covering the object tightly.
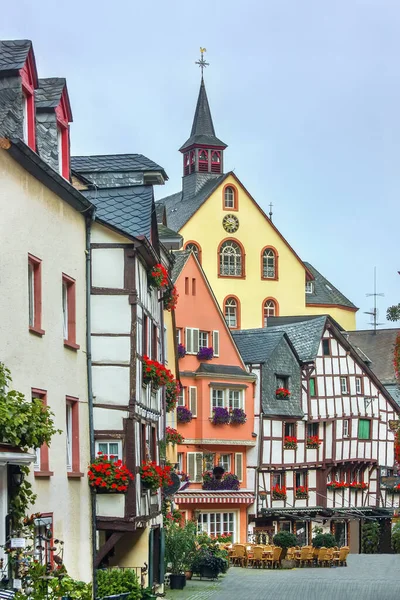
[179,77,227,152]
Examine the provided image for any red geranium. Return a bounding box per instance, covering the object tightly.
[149,264,169,289]
[88,453,134,493]
[140,461,172,492]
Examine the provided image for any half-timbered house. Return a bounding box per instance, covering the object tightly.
[72,154,171,587]
[233,316,400,552]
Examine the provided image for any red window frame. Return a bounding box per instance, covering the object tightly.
[66,396,82,477]
[184,241,202,264]
[260,246,279,281]
[32,389,53,477]
[262,297,279,326]
[222,184,238,211]
[211,151,221,173]
[223,295,241,330]
[55,96,70,179]
[20,54,36,150]
[62,274,79,350]
[28,253,45,336]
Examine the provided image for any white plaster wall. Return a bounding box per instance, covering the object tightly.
[0,151,91,581]
[91,221,128,244]
[92,366,130,405]
[91,295,131,333]
[93,407,128,430]
[92,335,131,364]
[92,248,125,289]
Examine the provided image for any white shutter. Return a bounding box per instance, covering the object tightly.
[195,452,203,482]
[189,386,197,417]
[212,330,220,357]
[193,328,200,353]
[187,453,196,481]
[186,328,193,353]
[235,453,243,482]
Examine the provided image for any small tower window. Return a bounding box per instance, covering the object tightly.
[184,153,190,175]
[190,151,195,174]
[198,149,209,172]
[211,151,221,173]
[263,299,278,326]
[224,186,237,210]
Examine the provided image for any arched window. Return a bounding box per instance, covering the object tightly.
[224,297,239,328]
[198,150,208,172]
[263,299,278,326]
[185,241,201,263]
[211,151,221,173]
[224,186,235,209]
[189,151,195,173]
[262,248,277,279]
[219,241,243,277]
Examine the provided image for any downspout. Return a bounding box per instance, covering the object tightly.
[85,215,97,596]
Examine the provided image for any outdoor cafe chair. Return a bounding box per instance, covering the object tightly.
[264,546,282,569]
[317,547,332,567]
[248,545,264,568]
[297,546,313,567]
[231,544,247,567]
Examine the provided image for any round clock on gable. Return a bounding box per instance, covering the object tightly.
[222,214,239,233]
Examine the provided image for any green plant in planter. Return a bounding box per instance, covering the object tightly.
[96,568,141,600]
[392,522,400,553]
[312,533,337,548]
[165,521,197,575]
[273,531,297,559]
[361,521,380,554]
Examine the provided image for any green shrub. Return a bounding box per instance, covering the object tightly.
[392,523,400,554]
[165,520,197,574]
[96,568,141,600]
[361,521,380,554]
[312,533,336,548]
[273,532,297,549]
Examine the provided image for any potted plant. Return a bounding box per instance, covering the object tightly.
[191,545,228,579]
[165,379,180,412]
[177,343,186,359]
[202,471,240,491]
[312,533,336,548]
[283,436,297,449]
[163,285,179,311]
[306,435,321,448]
[273,531,297,564]
[142,356,174,390]
[211,407,230,425]
[295,486,309,499]
[140,461,172,492]
[276,387,291,398]
[165,521,197,589]
[148,263,168,289]
[88,453,134,518]
[229,408,247,424]
[197,347,214,360]
[166,427,184,445]
[272,484,287,500]
[177,406,193,423]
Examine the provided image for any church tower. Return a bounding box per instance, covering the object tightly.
[179,50,227,198]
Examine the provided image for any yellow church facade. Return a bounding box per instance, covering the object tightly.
[158,77,357,331]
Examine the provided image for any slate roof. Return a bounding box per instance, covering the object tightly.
[384,384,400,408]
[71,154,166,175]
[232,330,287,364]
[171,250,191,283]
[156,202,166,224]
[157,174,226,231]
[158,224,182,240]
[180,78,227,151]
[196,363,249,377]
[346,329,400,385]
[304,262,357,309]
[0,39,32,73]
[81,185,153,239]
[35,78,67,110]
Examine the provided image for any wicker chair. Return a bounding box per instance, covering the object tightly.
[297,546,313,567]
[231,544,247,567]
[286,547,296,560]
[317,547,332,567]
[265,546,282,569]
[333,546,350,567]
[248,545,264,568]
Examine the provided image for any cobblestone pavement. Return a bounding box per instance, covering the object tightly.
[165,555,400,600]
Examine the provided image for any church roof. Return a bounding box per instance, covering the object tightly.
[179,78,227,151]
[304,262,357,310]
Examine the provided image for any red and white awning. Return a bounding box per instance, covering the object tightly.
[175,492,255,505]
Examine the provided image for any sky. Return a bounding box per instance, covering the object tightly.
[2,0,399,330]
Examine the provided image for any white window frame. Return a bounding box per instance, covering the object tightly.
[34,446,41,472]
[224,187,235,209]
[228,390,242,410]
[66,402,73,472]
[176,329,182,344]
[62,281,69,339]
[57,125,63,175]
[305,281,314,294]
[199,331,209,349]
[356,377,362,395]
[95,439,122,462]
[343,419,349,438]
[185,327,199,354]
[22,92,29,143]
[340,377,348,394]
[212,389,224,410]
[219,454,231,472]
[197,511,236,542]
[262,249,276,279]
[177,452,184,472]
[225,298,237,328]
[210,387,244,416]
[177,387,185,407]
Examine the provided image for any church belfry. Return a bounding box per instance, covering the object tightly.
[179,49,227,196]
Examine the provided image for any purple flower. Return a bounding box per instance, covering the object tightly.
[230,408,247,424]
[202,471,240,490]
[211,407,230,425]
[197,347,214,360]
[177,406,193,423]
[177,344,186,359]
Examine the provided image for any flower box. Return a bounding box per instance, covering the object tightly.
[306,436,321,449]
[148,263,168,289]
[283,436,297,449]
[327,481,368,490]
[197,347,214,360]
[229,408,247,424]
[88,453,134,493]
[295,486,309,499]
[166,426,184,445]
[276,387,290,399]
[211,407,230,425]
[202,471,240,491]
[387,485,400,493]
[177,344,186,359]
[271,484,286,500]
[140,461,172,492]
[177,406,193,423]
[96,493,125,518]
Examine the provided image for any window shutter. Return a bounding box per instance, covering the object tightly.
[186,328,193,353]
[187,453,195,481]
[189,386,197,417]
[159,527,165,583]
[193,328,200,353]
[212,330,220,357]
[148,527,154,586]
[195,452,203,482]
[235,453,243,482]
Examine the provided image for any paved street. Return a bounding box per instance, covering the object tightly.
[165,555,400,600]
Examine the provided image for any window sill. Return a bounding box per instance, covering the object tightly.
[261,277,279,282]
[67,471,84,479]
[64,340,80,351]
[29,326,46,337]
[34,471,54,478]
[218,274,246,280]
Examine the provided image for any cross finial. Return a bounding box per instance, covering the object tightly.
[195,47,209,78]
[269,202,273,221]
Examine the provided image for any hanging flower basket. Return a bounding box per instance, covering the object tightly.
[202,471,240,491]
[283,436,297,449]
[163,286,179,311]
[295,486,309,499]
[276,388,291,398]
[177,406,193,424]
[166,426,184,445]
[229,408,247,425]
[177,344,186,359]
[142,356,172,388]
[148,263,169,289]
[88,453,134,493]
[140,461,172,492]
[272,484,287,500]
[166,379,180,413]
[211,407,230,425]
[387,484,400,493]
[306,436,322,448]
[197,347,214,360]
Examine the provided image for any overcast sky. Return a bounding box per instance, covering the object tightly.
[2,0,399,330]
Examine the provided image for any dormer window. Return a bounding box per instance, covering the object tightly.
[305,281,314,294]
[20,62,36,150]
[57,122,69,179]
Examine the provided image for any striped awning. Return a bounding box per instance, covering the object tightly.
[175,492,255,505]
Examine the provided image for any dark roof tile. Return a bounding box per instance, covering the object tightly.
[304,262,357,309]
[346,329,400,385]
[35,78,66,110]
[171,250,191,283]
[0,40,32,72]
[71,154,164,174]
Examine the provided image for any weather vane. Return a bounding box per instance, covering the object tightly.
[195,47,209,77]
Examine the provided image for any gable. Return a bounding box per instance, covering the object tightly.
[174,253,246,369]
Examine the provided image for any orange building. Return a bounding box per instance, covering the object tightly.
[172,250,256,542]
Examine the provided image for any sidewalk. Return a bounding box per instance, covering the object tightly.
[164,576,223,600]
